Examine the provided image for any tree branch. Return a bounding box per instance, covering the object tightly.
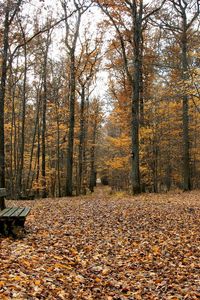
[10,8,78,62]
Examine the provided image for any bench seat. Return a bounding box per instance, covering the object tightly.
[0,207,31,218]
[0,207,31,236]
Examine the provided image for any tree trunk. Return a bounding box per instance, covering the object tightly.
[152,143,159,193]
[18,41,27,196]
[66,51,76,196]
[89,146,96,193]
[131,82,140,194]
[0,8,9,209]
[62,1,82,197]
[41,55,47,198]
[8,73,16,198]
[89,112,97,193]
[36,119,41,197]
[139,38,144,125]
[181,28,191,191]
[131,13,142,195]
[55,98,61,197]
[78,86,85,195]
[26,86,41,193]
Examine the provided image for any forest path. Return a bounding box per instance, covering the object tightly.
[1,189,200,299]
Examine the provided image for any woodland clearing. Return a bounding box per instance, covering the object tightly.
[0,187,200,300]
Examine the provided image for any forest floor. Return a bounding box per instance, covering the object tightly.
[0,187,200,300]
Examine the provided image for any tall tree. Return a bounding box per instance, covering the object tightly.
[17,18,28,196]
[0,0,22,209]
[61,0,90,196]
[162,0,200,190]
[76,33,101,194]
[41,29,51,198]
[96,0,166,194]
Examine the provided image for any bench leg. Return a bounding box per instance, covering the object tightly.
[0,221,13,236]
[0,221,5,235]
[0,219,25,236]
[10,219,26,237]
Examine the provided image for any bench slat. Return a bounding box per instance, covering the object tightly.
[0,207,12,217]
[0,207,31,219]
[0,188,6,197]
[1,207,19,217]
[11,207,25,217]
[19,207,31,217]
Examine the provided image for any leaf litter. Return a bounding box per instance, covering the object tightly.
[0,188,200,299]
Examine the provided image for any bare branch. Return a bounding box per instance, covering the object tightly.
[142,0,167,21]
[10,8,78,62]
[96,0,132,82]
[8,0,23,26]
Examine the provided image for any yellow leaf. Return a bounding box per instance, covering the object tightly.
[102,268,110,275]
[22,260,31,267]
[70,248,78,256]
[34,280,41,286]
[53,255,63,260]
[13,276,21,281]
[152,245,160,255]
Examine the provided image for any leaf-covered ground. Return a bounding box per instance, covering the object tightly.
[1,188,200,299]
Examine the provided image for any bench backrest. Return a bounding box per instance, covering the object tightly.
[0,188,6,197]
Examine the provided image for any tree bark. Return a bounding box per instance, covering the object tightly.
[26,85,42,194]
[0,8,9,209]
[77,86,85,194]
[36,118,41,197]
[181,26,190,191]
[66,50,76,196]
[130,4,142,194]
[0,0,23,207]
[18,30,27,196]
[89,103,98,193]
[55,97,61,197]
[41,34,50,198]
[139,38,144,125]
[64,2,82,196]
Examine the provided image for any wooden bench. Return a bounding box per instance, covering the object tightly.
[0,189,31,236]
[0,187,7,202]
